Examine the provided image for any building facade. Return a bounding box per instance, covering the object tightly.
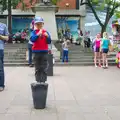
[0,0,86,41]
[56,0,86,41]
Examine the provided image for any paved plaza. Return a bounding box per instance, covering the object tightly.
[0,66,120,120]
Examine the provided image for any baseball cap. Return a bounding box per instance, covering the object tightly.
[34,17,44,24]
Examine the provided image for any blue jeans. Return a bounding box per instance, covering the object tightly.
[62,50,69,62]
[0,50,4,88]
[28,43,32,65]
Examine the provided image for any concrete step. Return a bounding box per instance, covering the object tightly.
[4,60,27,63]
[4,57,26,60]
[58,59,115,62]
[69,53,93,56]
[4,61,116,67]
[4,63,28,67]
[5,43,27,47]
[4,57,115,63]
[69,51,92,54]
[4,53,26,56]
[54,61,116,66]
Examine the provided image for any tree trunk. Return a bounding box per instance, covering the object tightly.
[101,24,107,38]
[101,15,110,38]
[8,0,12,43]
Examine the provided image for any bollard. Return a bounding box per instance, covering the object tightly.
[31,82,48,109]
[47,54,53,76]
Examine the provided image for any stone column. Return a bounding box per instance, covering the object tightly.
[32,3,60,61]
[32,3,58,41]
[80,16,85,34]
[79,0,86,33]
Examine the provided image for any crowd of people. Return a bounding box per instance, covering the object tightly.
[61,30,120,69]
[12,29,29,43]
[0,16,120,92]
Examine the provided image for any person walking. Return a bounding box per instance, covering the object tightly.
[101,32,111,68]
[0,22,9,91]
[30,17,51,83]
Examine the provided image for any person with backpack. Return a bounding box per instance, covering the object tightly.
[30,16,51,83]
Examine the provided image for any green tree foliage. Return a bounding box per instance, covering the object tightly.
[0,0,24,10]
[52,0,60,5]
[81,0,120,35]
[0,0,60,11]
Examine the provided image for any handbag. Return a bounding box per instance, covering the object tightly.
[109,44,113,52]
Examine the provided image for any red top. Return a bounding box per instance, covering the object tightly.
[32,29,48,52]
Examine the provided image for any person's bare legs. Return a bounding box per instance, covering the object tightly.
[105,54,108,67]
[94,52,97,67]
[102,53,105,67]
[98,52,101,67]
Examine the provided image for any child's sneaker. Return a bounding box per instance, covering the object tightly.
[102,65,105,68]
[119,64,120,68]
[95,65,98,67]
[106,65,108,68]
[98,64,101,67]
[0,87,4,92]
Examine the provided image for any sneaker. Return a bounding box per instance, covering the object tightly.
[95,65,98,67]
[0,87,4,92]
[98,65,101,67]
[29,64,33,67]
[106,65,108,68]
[102,65,105,68]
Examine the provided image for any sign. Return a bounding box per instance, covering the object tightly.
[56,17,80,41]
[12,17,33,34]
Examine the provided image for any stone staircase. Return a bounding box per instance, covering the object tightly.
[3,43,116,66]
[55,44,116,66]
[4,44,27,66]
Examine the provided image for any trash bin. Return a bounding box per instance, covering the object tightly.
[47,54,53,76]
[31,82,48,109]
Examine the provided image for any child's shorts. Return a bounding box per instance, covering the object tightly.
[102,49,109,53]
[94,47,100,52]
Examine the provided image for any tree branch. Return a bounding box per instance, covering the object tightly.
[87,0,103,27]
[81,2,88,5]
[104,1,111,26]
[80,0,88,5]
[109,1,120,18]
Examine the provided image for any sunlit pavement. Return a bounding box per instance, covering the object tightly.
[0,66,120,120]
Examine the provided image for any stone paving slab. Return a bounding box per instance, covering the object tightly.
[0,66,120,120]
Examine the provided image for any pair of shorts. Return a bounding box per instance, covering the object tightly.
[102,49,108,53]
[94,47,100,52]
